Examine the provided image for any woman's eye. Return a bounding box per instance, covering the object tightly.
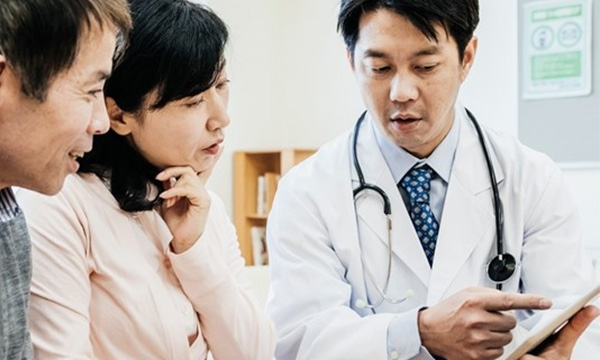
[216,79,230,90]
[185,98,204,108]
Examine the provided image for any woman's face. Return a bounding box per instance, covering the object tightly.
[112,70,230,174]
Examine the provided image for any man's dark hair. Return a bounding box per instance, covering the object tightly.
[0,0,131,101]
[79,0,229,212]
[338,0,479,60]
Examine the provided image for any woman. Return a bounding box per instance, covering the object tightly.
[16,0,275,359]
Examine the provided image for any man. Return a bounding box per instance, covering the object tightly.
[0,1,131,358]
[266,1,599,359]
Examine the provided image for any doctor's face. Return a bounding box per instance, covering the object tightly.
[350,9,477,158]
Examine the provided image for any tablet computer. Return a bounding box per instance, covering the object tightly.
[504,284,600,360]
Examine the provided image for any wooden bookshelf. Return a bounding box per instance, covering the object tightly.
[233,149,316,265]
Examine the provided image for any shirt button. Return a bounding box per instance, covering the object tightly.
[390,350,399,360]
[163,256,172,270]
[182,306,190,315]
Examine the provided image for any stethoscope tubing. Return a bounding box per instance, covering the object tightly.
[352,109,515,308]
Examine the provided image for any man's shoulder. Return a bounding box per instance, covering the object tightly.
[280,130,352,188]
[484,126,560,178]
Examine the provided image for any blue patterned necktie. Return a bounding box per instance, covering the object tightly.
[399,165,439,266]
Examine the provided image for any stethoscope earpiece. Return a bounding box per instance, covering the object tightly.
[487,253,517,283]
[354,289,414,310]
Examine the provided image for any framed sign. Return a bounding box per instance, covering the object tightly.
[522,0,592,99]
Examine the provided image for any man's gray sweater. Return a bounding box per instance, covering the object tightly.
[0,209,34,359]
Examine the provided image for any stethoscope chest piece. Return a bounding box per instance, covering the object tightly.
[487,253,517,283]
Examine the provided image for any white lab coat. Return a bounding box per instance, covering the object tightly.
[266,107,599,360]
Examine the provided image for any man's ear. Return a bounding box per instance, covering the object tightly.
[460,36,478,81]
[346,48,355,71]
[0,56,5,107]
[106,97,134,136]
[0,55,18,109]
[0,55,9,105]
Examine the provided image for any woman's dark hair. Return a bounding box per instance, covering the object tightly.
[338,0,479,61]
[78,0,228,212]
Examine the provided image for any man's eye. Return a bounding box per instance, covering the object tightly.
[416,65,437,73]
[372,66,391,74]
[89,89,103,98]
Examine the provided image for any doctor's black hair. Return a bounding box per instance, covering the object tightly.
[78,0,228,212]
[338,0,479,61]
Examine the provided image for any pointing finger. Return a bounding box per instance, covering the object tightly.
[482,293,552,312]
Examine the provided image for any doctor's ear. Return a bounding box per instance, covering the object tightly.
[346,48,356,71]
[106,97,134,136]
[460,36,478,80]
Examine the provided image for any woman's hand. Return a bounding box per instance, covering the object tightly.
[155,148,223,254]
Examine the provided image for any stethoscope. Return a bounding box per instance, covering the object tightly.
[352,109,517,309]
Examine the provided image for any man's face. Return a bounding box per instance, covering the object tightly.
[0,21,117,194]
[351,9,477,158]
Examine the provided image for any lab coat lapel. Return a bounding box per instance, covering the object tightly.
[427,114,505,304]
[353,116,431,287]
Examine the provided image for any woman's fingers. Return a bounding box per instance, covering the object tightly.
[156,166,197,182]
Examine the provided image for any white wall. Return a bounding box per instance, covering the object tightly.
[208,0,599,263]
[275,0,363,147]
[563,165,600,256]
[207,0,284,211]
[459,0,519,135]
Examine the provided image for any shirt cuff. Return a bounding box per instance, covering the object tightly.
[387,307,435,360]
[167,233,229,294]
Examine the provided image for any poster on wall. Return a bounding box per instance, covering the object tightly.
[522,0,592,99]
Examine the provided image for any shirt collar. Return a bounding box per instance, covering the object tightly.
[372,106,462,184]
[0,187,20,222]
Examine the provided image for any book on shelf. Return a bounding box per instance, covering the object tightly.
[264,172,280,214]
[256,175,266,215]
[256,172,280,216]
[250,226,268,266]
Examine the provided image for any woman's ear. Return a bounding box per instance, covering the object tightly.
[106,97,134,136]
[0,55,6,83]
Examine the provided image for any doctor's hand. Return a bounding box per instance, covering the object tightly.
[418,288,552,360]
[520,305,600,360]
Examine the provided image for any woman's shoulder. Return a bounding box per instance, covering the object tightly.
[17,173,121,226]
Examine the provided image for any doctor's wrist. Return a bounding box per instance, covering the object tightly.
[417,307,440,357]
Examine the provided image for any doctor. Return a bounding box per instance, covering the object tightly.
[266,0,599,359]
